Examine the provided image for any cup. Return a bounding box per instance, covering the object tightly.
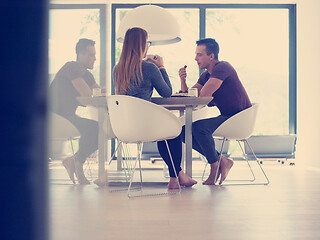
[146,54,156,60]
[188,88,198,97]
[92,88,101,97]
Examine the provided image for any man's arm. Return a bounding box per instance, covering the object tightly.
[199,77,223,97]
[72,78,93,97]
[91,82,106,94]
[179,67,205,95]
[179,67,188,92]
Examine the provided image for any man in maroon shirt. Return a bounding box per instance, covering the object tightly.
[179,38,252,185]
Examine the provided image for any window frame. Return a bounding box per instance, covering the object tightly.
[112,3,296,135]
[49,4,107,88]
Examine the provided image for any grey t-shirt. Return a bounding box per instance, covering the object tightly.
[113,60,172,101]
[49,61,95,116]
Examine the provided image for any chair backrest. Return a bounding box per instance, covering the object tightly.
[49,112,80,139]
[107,95,182,143]
[213,103,259,140]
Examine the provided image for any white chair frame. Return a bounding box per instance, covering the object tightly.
[202,103,270,185]
[107,95,182,198]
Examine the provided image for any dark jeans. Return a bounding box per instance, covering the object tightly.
[60,113,99,164]
[181,115,230,164]
[157,115,230,177]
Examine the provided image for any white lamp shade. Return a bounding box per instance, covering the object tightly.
[117,5,181,45]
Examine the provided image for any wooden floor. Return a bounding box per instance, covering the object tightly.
[49,159,320,240]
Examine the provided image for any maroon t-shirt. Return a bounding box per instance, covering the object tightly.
[197,61,251,116]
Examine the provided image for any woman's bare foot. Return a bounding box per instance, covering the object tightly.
[178,170,197,187]
[219,156,233,185]
[94,171,108,187]
[62,156,75,184]
[75,161,90,185]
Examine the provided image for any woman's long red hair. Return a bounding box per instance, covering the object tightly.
[115,27,148,94]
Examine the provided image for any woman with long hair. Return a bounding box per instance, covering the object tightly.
[115,27,171,100]
[94,27,196,189]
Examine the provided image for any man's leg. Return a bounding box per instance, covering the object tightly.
[182,115,233,184]
[66,114,99,184]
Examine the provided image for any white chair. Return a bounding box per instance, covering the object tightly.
[202,103,270,185]
[107,95,182,198]
[102,111,130,181]
[48,112,80,184]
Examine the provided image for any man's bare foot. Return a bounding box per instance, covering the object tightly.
[94,171,108,187]
[75,161,90,185]
[203,160,221,185]
[168,178,180,189]
[219,156,233,185]
[178,170,197,187]
[62,156,75,184]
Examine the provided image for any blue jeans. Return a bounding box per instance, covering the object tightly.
[157,115,230,177]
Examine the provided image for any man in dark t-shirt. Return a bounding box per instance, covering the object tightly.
[50,38,103,185]
[179,38,252,185]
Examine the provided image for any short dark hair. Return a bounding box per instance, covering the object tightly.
[75,38,95,57]
[196,38,219,60]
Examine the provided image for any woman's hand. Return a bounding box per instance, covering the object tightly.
[146,54,164,69]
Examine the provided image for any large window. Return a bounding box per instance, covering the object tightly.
[49,4,106,86]
[48,4,106,155]
[114,8,199,92]
[112,4,296,135]
[49,4,106,120]
[206,8,289,135]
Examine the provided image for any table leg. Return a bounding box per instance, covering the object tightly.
[117,141,123,171]
[185,106,193,177]
[98,107,106,177]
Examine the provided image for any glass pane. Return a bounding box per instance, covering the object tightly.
[115,8,199,95]
[49,9,101,85]
[206,9,289,135]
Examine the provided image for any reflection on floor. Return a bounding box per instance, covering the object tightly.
[49,159,320,240]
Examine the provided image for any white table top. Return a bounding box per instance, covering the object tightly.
[77,96,213,109]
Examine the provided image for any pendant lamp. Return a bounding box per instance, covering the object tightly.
[117,5,181,45]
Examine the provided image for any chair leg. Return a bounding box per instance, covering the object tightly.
[218,140,269,185]
[127,143,143,198]
[164,140,181,194]
[244,139,270,185]
[202,138,226,183]
[137,143,143,186]
[214,138,226,183]
[69,138,77,184]
[126,141,181,198]
[237,140,255,181]
[108,141,122,165]
[201,138,270,185]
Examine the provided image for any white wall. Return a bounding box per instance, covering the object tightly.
[296,0,320,169]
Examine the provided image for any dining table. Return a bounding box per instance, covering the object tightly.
[151,96,213,177]
[77,95,213,178]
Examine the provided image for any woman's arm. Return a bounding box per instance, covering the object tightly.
[146,56,172,97]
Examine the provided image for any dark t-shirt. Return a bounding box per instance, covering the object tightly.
[197,61,251,116]
[49,61,95,116]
